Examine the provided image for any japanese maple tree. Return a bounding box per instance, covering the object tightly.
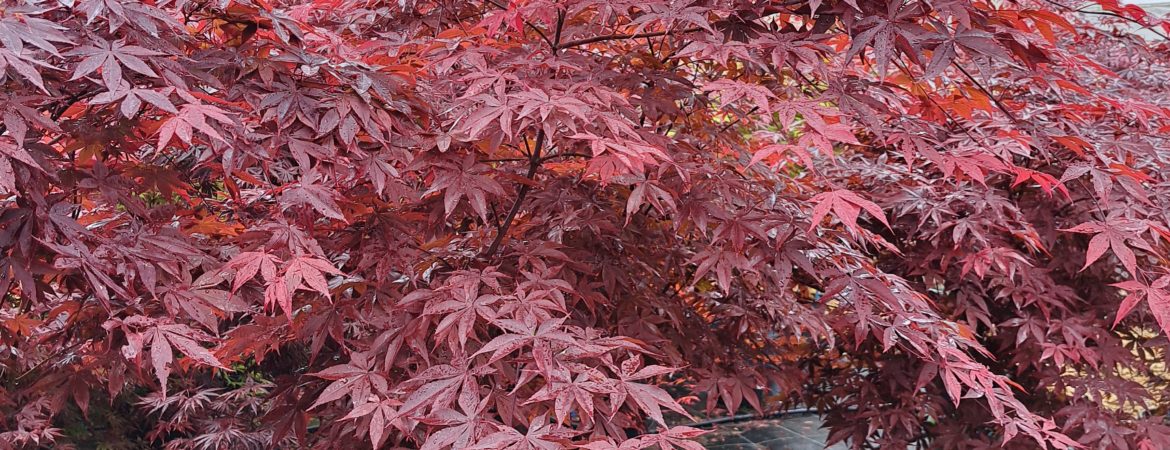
[3,0,1170,448]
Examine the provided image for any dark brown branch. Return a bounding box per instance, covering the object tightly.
[12,339,88,386]
[0,88,100,137]
[552,9,565,53]
[558,27,704,50]
[952,62,1055,165]
[1077,9,1170,40]
[891,60,996,151]
[482,7,564,260]
[1044,0,1170,40]
[953,63,1020,123]
[540,152,591,162]
[717,106,760,133]
[50,89,102,121]
[483,130,544,260]
[483,0,554,48]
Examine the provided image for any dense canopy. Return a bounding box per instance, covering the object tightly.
[2,0,1170,449]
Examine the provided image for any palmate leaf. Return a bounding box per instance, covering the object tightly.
[5,0,1170,449]
[156,103,235,150]
[469,413,573,450]
[66,36,162,93]
[116,317,228,397]
[226,252,341,319]
[225,251,280,293]
[1061,219,1153,275]
[89,84,178,118]
[0,138,47,187]
[808,189,893,234]
[309,352,387,410]
[424,154,506,221]
[608,357,691,427]
[280,182,348,222]
[1112,277,1170,335]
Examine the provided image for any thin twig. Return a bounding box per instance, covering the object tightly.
[540,152,591,162]
[953,62,1056,165]
[718,105,761,133]
[1043,0,1170,40]
[558,27,704,50]
[49,88,102,121]
[12,340,88,386]
[483,0,554,47]
[953,63,1019,122]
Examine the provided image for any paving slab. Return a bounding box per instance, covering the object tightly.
[697,414,846,450]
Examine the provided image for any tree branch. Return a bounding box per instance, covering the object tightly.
[483,0,554,48]
[540,152,591,162]
[1044,0,1170,41]
[552,9,565,53]
[558,27,704,50]
[953,63,1019,123]
[483,130,544,260]
[0,88,100,137]
[482,7,563,260]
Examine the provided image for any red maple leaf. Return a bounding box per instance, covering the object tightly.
[809,189,893,234]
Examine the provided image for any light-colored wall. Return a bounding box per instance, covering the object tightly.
[1099,0,1169,40]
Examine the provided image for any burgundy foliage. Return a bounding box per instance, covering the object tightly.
[2,0,1170,449]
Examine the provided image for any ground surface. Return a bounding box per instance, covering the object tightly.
[697,414,846,450]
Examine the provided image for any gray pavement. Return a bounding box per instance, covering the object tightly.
[697,414,846,450]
